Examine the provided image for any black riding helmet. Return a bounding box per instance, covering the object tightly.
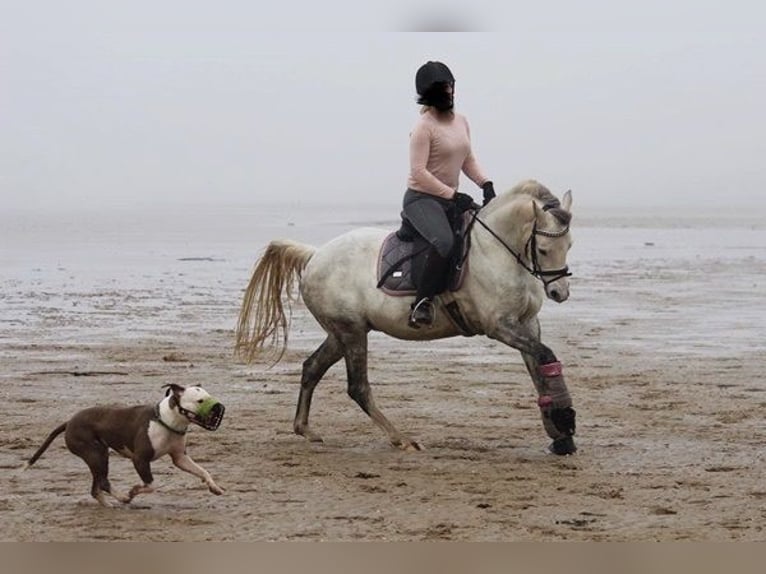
[415,61,455,110]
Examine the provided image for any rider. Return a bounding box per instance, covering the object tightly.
[403,60,496,328]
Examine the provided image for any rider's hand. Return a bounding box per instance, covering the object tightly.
[482,181,496,206]
[453,192,476,211]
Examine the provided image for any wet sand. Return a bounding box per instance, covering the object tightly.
[1,207,765,541]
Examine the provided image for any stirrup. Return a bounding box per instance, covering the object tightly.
[408,297,434,328]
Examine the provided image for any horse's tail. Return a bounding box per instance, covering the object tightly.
[23,422,67,469]
[235,239,316,364]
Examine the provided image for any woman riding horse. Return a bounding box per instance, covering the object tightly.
[403,61,496,328]
[236,180,577,456]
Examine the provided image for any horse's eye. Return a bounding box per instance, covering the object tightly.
[197,399,204,403]
[538,248,548,256]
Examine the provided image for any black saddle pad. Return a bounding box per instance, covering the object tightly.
[376,232,420,296]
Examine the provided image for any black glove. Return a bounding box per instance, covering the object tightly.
[482,181,496,206]
[453,191,476,212]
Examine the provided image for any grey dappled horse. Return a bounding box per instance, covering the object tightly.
[236,180,577,455]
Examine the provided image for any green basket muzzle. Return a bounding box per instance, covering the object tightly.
[192,399,225,431]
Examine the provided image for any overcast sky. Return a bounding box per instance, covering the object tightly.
[2,1,764,213]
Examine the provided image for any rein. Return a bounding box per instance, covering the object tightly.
[468,204,572,286]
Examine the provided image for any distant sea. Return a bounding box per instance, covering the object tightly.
[1,202,765,357]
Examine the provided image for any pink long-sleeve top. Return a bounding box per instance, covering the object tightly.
[407,110,489,200]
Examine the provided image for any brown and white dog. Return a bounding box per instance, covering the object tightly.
[23,384,225,507]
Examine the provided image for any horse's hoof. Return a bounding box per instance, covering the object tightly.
[395,438,422,451]
[549,436,577,455]
[296,427,324,443]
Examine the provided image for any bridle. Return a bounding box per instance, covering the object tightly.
[467,203,572,287]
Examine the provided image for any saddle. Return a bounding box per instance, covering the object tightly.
[376,211,473,297]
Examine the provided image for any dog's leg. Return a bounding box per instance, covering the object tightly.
[107,489,132,504]
[170,452,224,495]
[69,439,115,507]
[85,453,113,507]
[127,457,155,501]
[127,484,155,500]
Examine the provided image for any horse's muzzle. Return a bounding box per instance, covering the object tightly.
[545,279,570,303]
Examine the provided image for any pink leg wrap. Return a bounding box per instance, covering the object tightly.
[536,361,570,410]
[538,361,563,377]
[537,395,553,408]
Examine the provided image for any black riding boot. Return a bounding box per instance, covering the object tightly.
[408,249,448,328]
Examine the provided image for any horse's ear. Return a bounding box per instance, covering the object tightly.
[561,189,572,212]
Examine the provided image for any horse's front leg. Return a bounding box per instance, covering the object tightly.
[489,317,577,455]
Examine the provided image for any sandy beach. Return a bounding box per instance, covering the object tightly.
[1,204,765,541]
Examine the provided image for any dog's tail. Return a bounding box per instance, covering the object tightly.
[23,422,67,470]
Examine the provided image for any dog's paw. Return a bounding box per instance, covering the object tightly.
[95,493,115,508]
[128,483,154,500]
[115,493,132,504]
[208,483,224,495]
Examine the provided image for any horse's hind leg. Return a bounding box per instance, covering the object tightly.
[341,328,421,451]
[294,335,344,443]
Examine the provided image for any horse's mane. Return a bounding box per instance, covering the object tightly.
[506,179,571,226]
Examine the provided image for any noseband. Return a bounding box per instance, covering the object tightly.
[470,203,571,287]
[526,222,572,286]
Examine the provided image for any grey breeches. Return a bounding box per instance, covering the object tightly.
[402,189,455,259]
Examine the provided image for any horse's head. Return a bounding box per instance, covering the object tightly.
[528,189,573,303]
[483,181,573,303]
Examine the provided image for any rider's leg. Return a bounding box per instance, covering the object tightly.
[401,190,454,327]
[409,248,448,327]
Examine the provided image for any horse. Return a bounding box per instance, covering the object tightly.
[235,179,577,455]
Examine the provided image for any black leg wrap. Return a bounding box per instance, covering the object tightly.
[546,407,577,455]
[551,407,576,437]
[549,436,577,455]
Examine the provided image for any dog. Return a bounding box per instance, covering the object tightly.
[23,383,225,507]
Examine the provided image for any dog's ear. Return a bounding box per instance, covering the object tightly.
[162,384,186,409]
[162,383,186,397]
